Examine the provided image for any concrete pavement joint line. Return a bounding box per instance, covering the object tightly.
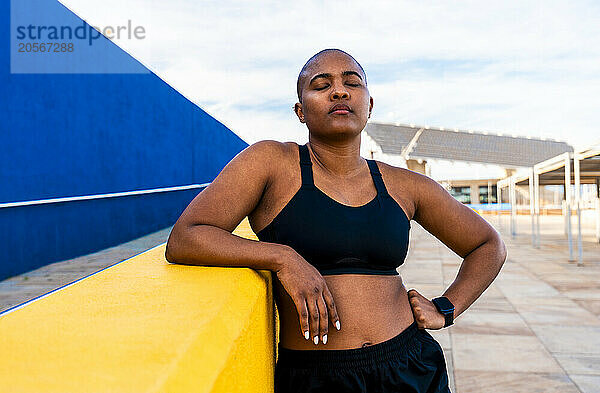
[496,230,586,392]
[0,242,166,317]
[490,217,596,391]
[508,248,600,308]
[493,278,583,392]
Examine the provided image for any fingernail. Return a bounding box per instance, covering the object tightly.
[323,334,327,344]
[304,331,309,340]
[313,336,319,345]
[335,321,341,330]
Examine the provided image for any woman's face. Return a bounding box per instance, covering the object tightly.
[295,52,373,139]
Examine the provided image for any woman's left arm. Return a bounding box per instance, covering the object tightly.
[406,171,507,330]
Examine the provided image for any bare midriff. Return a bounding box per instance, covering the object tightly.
[274,273,416,350]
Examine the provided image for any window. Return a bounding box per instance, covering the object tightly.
[450,187,471,204]
[479,185,497,204]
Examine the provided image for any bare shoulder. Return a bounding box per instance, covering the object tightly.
[374,160,415,179]
[248,139,298,159]
[243,139,289,161]
[170,139,291,232]
[236,139,295,178]
[379,158,447,193]
[376,160,439,190]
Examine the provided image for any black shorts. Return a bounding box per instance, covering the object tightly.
[275,320,451,393]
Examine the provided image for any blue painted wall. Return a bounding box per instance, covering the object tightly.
[0,0,248,280]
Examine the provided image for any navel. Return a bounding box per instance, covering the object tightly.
[362,342,373,348]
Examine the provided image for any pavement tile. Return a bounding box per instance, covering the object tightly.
[569,374,600,393]
[554,353,600,375]
[454,370,580,393]
[495,279,562,299]
[574,299,600,318]
[428,328,451,350]
[528,324,600,354]
[451,310,534,336]
[441,348,456,392]
[451,333,563,373]
[468,296,517,313]
[403,283,444,299]
[511,300,600,326]
[563,289,600,300]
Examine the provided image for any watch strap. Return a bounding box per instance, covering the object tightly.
[432,296,455,328]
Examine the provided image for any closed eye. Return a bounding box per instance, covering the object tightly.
[315,83,360,90]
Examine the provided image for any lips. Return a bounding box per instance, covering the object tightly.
[329,104,352,114]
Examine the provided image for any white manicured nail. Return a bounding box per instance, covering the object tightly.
[304,331,309,340]
[314,336,319,345]
[323,334,327,344]
[335,321,341,330]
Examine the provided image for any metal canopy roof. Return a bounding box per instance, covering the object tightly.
[499,145,600,186]
[495,141,600,266]
[364,122,573,168]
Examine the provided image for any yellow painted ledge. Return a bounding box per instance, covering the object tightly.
[0,217,278,393]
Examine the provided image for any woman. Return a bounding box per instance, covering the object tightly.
[165,48,507,392]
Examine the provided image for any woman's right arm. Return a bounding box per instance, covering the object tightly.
[164,140,340,344]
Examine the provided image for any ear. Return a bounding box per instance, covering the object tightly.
[294,102,305,123]
[368,96,373,118]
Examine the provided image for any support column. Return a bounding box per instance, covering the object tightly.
[470,185,479,207]
[529,169,535,246]
[534,170,541,249]
[574,154,583,266]
[596,197,600,244]
[497,182,502,227]
[596,178,600,244]
[510,177,517,238]
[565,154,574,262]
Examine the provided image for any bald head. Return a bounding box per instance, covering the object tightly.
[296,48,367,103]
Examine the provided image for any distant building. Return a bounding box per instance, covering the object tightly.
[438,179,498,205]
[361,122,573,206]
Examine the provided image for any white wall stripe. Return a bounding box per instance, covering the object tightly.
[0,183,210,209]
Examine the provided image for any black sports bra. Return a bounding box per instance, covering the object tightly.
[255,143,411,276]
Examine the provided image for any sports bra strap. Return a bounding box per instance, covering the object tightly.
[298,144,314,188]
[367,159,390,200]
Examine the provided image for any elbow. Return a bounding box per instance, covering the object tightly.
[164,229,182,264]
[500,240,508,264]
[164,246,175,264]
[164,242,178,264]
[165,234,189,265]
[163,224,201,265]
[494,233,508,265]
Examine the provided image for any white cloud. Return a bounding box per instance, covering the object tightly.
[59,0,600,177]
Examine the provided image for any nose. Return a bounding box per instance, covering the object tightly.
[330,82,349,100]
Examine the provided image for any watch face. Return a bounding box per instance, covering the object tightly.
[434,297,454,313]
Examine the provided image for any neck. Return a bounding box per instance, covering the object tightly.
[306,137,365,179]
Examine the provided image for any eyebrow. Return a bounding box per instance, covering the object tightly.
[309,71,363,85]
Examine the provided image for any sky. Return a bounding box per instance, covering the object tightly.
[58,0,600,179]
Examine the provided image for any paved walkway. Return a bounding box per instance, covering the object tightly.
[1,214,599,392]
[0,227,174,313]
[402,214,600,393]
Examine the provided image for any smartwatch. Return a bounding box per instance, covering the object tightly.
[432,296,455,328]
